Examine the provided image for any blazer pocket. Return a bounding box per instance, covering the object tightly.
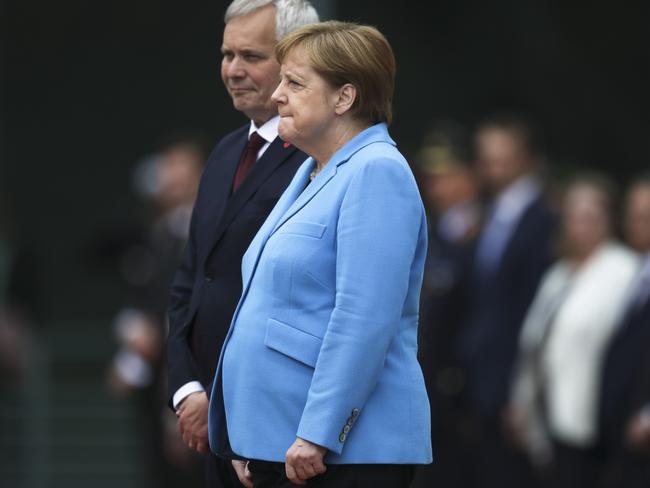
[264,318,322,368]
[278,221,326,239]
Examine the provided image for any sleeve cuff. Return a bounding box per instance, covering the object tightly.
[173,381,205,410]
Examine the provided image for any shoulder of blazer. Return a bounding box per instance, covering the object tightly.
[329,123,399,169]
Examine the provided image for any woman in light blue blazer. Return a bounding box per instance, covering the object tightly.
[208,21,432,487]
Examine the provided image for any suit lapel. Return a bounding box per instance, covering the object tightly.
[201,127,248,247]
[204,136,300,265]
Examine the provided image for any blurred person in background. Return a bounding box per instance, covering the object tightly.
[166,1,319,487]
[508,175,638,488]
[457,113,556,488]
[412,121,481,488]
[598,174,650,488]
[106,135,206,487]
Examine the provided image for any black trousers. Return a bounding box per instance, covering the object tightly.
[600,448,650,488]
[205,453,244,488]
[472,416,539,488]
[247,460,415,488]
[551,440,600,488]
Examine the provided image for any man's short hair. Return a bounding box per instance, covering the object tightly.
[477,112,543,158]
[225,0,319,40]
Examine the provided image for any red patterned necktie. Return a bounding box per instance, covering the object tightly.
[232,131,266,192]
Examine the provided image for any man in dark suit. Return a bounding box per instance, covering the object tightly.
[457,114,555,488]
[166,1,318,486]
[599,176,650,488]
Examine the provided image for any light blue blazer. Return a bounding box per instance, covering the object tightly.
[208,123,432,464]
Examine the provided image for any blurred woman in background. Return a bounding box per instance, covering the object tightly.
[507,175,639,488]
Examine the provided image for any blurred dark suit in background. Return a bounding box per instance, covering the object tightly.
[599,177,650,488]
[457,114,555,488]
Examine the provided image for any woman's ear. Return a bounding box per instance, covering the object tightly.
[334,83,357,115]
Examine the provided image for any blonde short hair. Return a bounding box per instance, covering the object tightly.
[275,21,395,125]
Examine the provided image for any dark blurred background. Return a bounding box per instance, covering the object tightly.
[2,0,649,486]
[4,0,649,320]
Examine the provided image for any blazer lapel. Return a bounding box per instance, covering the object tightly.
[269,123,395,236]
[203,137,300,265]
[243,123,395,288]
[201,128,248,244]
[241,157,315,291]
[270,158,338,236]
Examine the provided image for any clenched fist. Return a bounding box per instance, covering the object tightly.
[285,437,328,485]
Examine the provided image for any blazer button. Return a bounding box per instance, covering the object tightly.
[351,408,359,418]
[343,425,351,434]
[339,433,346,443]
[346,417,354,426]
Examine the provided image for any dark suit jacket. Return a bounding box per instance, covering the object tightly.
[599,296,650,450]
[166,124,307,404]
[458,195,555,418]
[418,217,477,426]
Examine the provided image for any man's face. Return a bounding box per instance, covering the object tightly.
[422,167,476,213]
[221,5,280,126]
[624,184,650,252]
[475,128,531,192]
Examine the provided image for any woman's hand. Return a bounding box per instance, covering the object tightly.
[231,460,253,488]
[285,437,328,485]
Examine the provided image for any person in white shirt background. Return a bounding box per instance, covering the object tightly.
[507,174,639,488]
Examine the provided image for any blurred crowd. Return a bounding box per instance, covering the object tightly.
[102,134,208,487]
[2,113,649,488]
[412,113,650,488]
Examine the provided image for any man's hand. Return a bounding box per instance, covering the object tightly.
[176,391,209,453]
[285,437,327,485]
[232,460,253,488]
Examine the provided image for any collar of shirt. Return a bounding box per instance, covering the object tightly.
[249,115,280,159]
[491,174,541,225]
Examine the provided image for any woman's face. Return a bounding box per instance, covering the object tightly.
[562,184,610,258]
[271,49,341,151]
